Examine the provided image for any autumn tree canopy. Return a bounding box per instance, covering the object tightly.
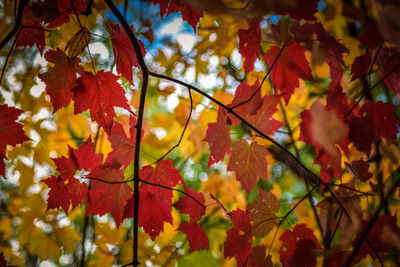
[1,0,400,266]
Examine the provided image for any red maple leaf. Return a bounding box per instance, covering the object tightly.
[230,80,263,122]
[248,246,272,267]
[43,176,70,213]
[377,47,400,94]
[167,0,203,31]
[174,186,205,224]
[107,20,146,85]
[239,19,261,72]
[351,50,372,81]
[105,117,137,168]
[38,49,84,111]
[137,160,184,238]
[45,138,104,213]
[299,100,348,182]
[16,5,46,55]
[46,0,87,28]
[248,94,284,136]
[86,166,132,226]
[73,70,131,132]
[264,41,313,103]
[224,209,253,267]
[72,138,104,170]
[66,178,89,210]
[140,159,183,200]
[149,0,167,16]
[0,252,7,267]
[52,155,77,180]
[313,23,349,66]
[326,83,353,118]
[349,101,399,154]
[53,137,103,180]
[288,239,319,267]
[179,222,209,252]
[0,105,30,177]
[279,224,321,267]
[285,0,318,21]
[227,140,269,194]
[352,215,400,264]
[345,160,372,182]
[204,107,232,167]
[139,189,172,240]
[358,20,384,49]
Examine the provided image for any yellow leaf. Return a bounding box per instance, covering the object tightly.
[55,227,81,254]
[88,249,114,267]
[0,217,12,240]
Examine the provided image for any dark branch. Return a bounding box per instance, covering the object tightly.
[230,41,288,110]
[344,167,400,266]
[103,1,150,266]
[0,29,19,87]
[139,179,205,209]
[86,176,205,209]
[82,0,94,16]
[153,88,193,164]
[344,63,400,119]
[268,184,318,256]
[149,71,352,222]
[0,0,28,51]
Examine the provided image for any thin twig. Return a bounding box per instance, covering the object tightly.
[139,179,205,209]
[153,88,193,164]
[82,0,94,16]
[70,0,96,73]
[0,0,28,51]
[86,176,205,209]
[344,167,400,266]
[0,29,19,87]
[230,41,288,110]
[149,71,352,222]
[268,184,318,256]
[327,183,374,196]
[21,25,52,32]
[279,99,325,243]
[344,63,400,119]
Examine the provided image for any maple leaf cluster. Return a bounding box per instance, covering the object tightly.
[1,0,400,266]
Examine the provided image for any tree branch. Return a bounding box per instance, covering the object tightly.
[139,179,205,209]
[279,99,325,244]
[0,0,28,51]
[0,29,19,87]
[344,167,400,266]
[344,63,400,118]
[103,1,149,266]
[153,87,193,164]
[149,71,352,223]
[230,41,287,110]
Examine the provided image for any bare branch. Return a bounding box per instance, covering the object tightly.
[103,1,150,266]
[0,0,28,51]
[344,167,400,266]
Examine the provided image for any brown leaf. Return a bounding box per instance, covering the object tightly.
[66,27,91,58]
[249,189,279,237]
